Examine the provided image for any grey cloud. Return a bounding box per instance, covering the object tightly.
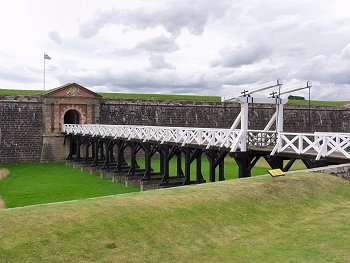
[56,67,213,94]
[136,36,179,53]
[0,65,40,83]
[213,43,272,68]
[79,0,230,38]
[48,30,62,45]
[148,54,175,70]
[341,43,350,59]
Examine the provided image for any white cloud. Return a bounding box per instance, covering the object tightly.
[135,36,179,53]
[79,0,230,38]
[1,0,350,99]
[148,54,175,69]
[48,31,62,45]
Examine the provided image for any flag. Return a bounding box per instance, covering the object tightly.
[44,53,51,60]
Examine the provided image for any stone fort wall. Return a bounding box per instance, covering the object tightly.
[1,96,350,164]
[0,96,43,164]
[100,99,350,132]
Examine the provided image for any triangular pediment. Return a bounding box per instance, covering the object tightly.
[42,83,102,98]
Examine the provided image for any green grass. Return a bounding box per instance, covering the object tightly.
[0,172,349,262]
[0,163,138,208]
[0,89,45,96]
[134,157,272,181]
[1,88,348,105]
[287,99,349,106]
[99,92,220,102]
[0,88,219,102]
[0,158,306,208]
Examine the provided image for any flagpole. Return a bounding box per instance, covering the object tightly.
[44,53,46,91]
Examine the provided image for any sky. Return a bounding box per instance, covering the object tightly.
[1,0,350,100]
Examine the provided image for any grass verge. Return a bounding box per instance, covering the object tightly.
[0,158,306,208]
[1,88,349,105]
[0,172,349,262]
[0,163,138,208]
[0,169,9,209]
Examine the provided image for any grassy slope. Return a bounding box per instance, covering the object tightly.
[0,172,349,262]
[0,163,138,208]
[287,99,349,106]
[0,159,306,208]
[135,157,270,180]
[0,88,348,105]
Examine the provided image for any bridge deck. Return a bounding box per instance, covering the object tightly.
[64,124,350,160]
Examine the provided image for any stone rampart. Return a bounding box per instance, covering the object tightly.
[1,95,350,164]
[0,96,43,164]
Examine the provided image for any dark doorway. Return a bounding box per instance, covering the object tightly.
[64,109,80,124]
[64,109,80,156]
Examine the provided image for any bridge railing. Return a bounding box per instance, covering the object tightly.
[63,124,350,159]
[247,130,277,148]
[272,132,350,159]
[63,124,245,152]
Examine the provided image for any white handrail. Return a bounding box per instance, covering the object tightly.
[63,124,350,159]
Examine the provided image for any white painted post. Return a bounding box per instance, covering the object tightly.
[240,100,249,151]
[276,98,284,133]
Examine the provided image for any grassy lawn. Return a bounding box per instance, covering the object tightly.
[0,172,349,262]
[134,157,270,181]
[1,88,348,105]
[0,158,307,208]
[0,163,138,208]
[0,88,219,102]
[287,99,349,106]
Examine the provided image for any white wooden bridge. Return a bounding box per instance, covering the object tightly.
[64,125,350,160]
[63,80,350,188]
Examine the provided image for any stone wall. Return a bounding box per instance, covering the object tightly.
[0,96,43,164]
[1,95,350,164]
[100,99,350,133]
[309,163,350,180]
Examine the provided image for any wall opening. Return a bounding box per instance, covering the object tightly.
[64,109,80,156]
[64,109,80,124]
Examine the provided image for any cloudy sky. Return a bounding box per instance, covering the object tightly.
[1,0,350,100]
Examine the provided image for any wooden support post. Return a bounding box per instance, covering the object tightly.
[283,158,296,172]
[91,138,97,163]
[66,135,73,160]
[196,154,202,182]
[206,150,227,182]
[76,135,81,161]
[102,140,113,170]
[231,152,250,178]
[207,150,216,182]
[184,148,191,185]
[205,150,217,182]
[83,137,91,163]
[128,141,137,176]
[238,152,249,178]
[265,155,284,170]
[160,146,165,176]
[161,145,170,184]
[218,159,225,181]
[99,140,105,161]
[92,139,100,166]
[114,140,124,173]
[142,143,152,181]
[177,151,183,178]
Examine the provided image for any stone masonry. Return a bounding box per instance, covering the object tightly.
[1,83,350,164]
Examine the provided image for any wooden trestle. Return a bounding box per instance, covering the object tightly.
[64,134,348,191]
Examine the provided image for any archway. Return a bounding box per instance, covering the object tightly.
[64,109,80,156]
[64,109,80,124]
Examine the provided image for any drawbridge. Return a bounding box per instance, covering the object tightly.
[64,80,350,190]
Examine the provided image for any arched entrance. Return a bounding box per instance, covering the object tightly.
[64,109,80,124]
[64,109,80,156]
